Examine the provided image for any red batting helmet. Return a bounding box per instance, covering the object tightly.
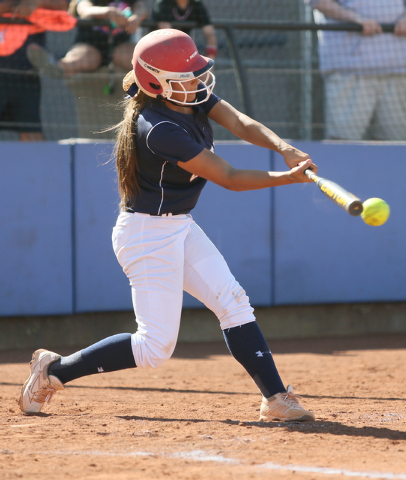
[123,29,215,105]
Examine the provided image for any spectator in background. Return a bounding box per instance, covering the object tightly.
[26,0,147,77]
[0,0,69,140]
[152,0,217,60]
[307,0,406,140]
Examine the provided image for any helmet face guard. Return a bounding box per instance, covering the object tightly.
[123,29,216,106]
[137,56,215,105]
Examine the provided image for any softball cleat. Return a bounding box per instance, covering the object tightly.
[18,349,64,414]
[259,384,315,422]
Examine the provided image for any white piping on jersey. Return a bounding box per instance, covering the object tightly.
[157,161,168,215]
[146,120,188,153]
[145,120,190,215]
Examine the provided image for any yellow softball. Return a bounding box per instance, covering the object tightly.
[361,198,390,226]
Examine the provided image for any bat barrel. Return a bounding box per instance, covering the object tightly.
[347,199,363,216]
[305,169,364,216]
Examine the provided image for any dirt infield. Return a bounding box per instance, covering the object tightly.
[0,333,405,480]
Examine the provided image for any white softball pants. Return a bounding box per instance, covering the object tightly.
[112,212,255,369]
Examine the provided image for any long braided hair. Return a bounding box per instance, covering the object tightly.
[114,91,149,209]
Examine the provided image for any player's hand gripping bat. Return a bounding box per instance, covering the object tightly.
[304,169,363,216]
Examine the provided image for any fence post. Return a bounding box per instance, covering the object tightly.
[224,25,253,118]
[299,4,313,140]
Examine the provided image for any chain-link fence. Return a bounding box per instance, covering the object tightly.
[1,0,406,142]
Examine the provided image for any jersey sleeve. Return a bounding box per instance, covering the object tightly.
[196,83,221,114]
[201,91,221,115]
[146,121,205,166]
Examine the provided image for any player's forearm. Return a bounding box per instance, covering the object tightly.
[312,0,365,23]
[223,169,297,191]
[182,148,309,191]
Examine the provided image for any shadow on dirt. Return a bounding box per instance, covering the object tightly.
[116,415,406,440]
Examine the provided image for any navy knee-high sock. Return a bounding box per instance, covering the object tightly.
[48,333,136,384]
[223,322,286,398]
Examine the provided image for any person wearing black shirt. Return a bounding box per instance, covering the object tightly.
[152,0,217,59]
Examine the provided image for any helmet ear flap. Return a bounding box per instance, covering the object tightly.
[134,62,164,96]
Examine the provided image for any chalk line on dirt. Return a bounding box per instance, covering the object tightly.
[259,462,406,479]
[2,448,406,479]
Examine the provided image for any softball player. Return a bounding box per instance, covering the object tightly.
[19,29,316,422]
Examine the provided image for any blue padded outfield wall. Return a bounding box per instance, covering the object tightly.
[0,141,405,316]
[0,143,73,316]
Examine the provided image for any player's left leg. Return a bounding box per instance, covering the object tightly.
[19,213,140,413]
[183,221,314,422]
[55,212,190,376]
[18,334,136,413]
[19,212,189,413]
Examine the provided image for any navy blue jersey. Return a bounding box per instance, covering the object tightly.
[127,88,221,215]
